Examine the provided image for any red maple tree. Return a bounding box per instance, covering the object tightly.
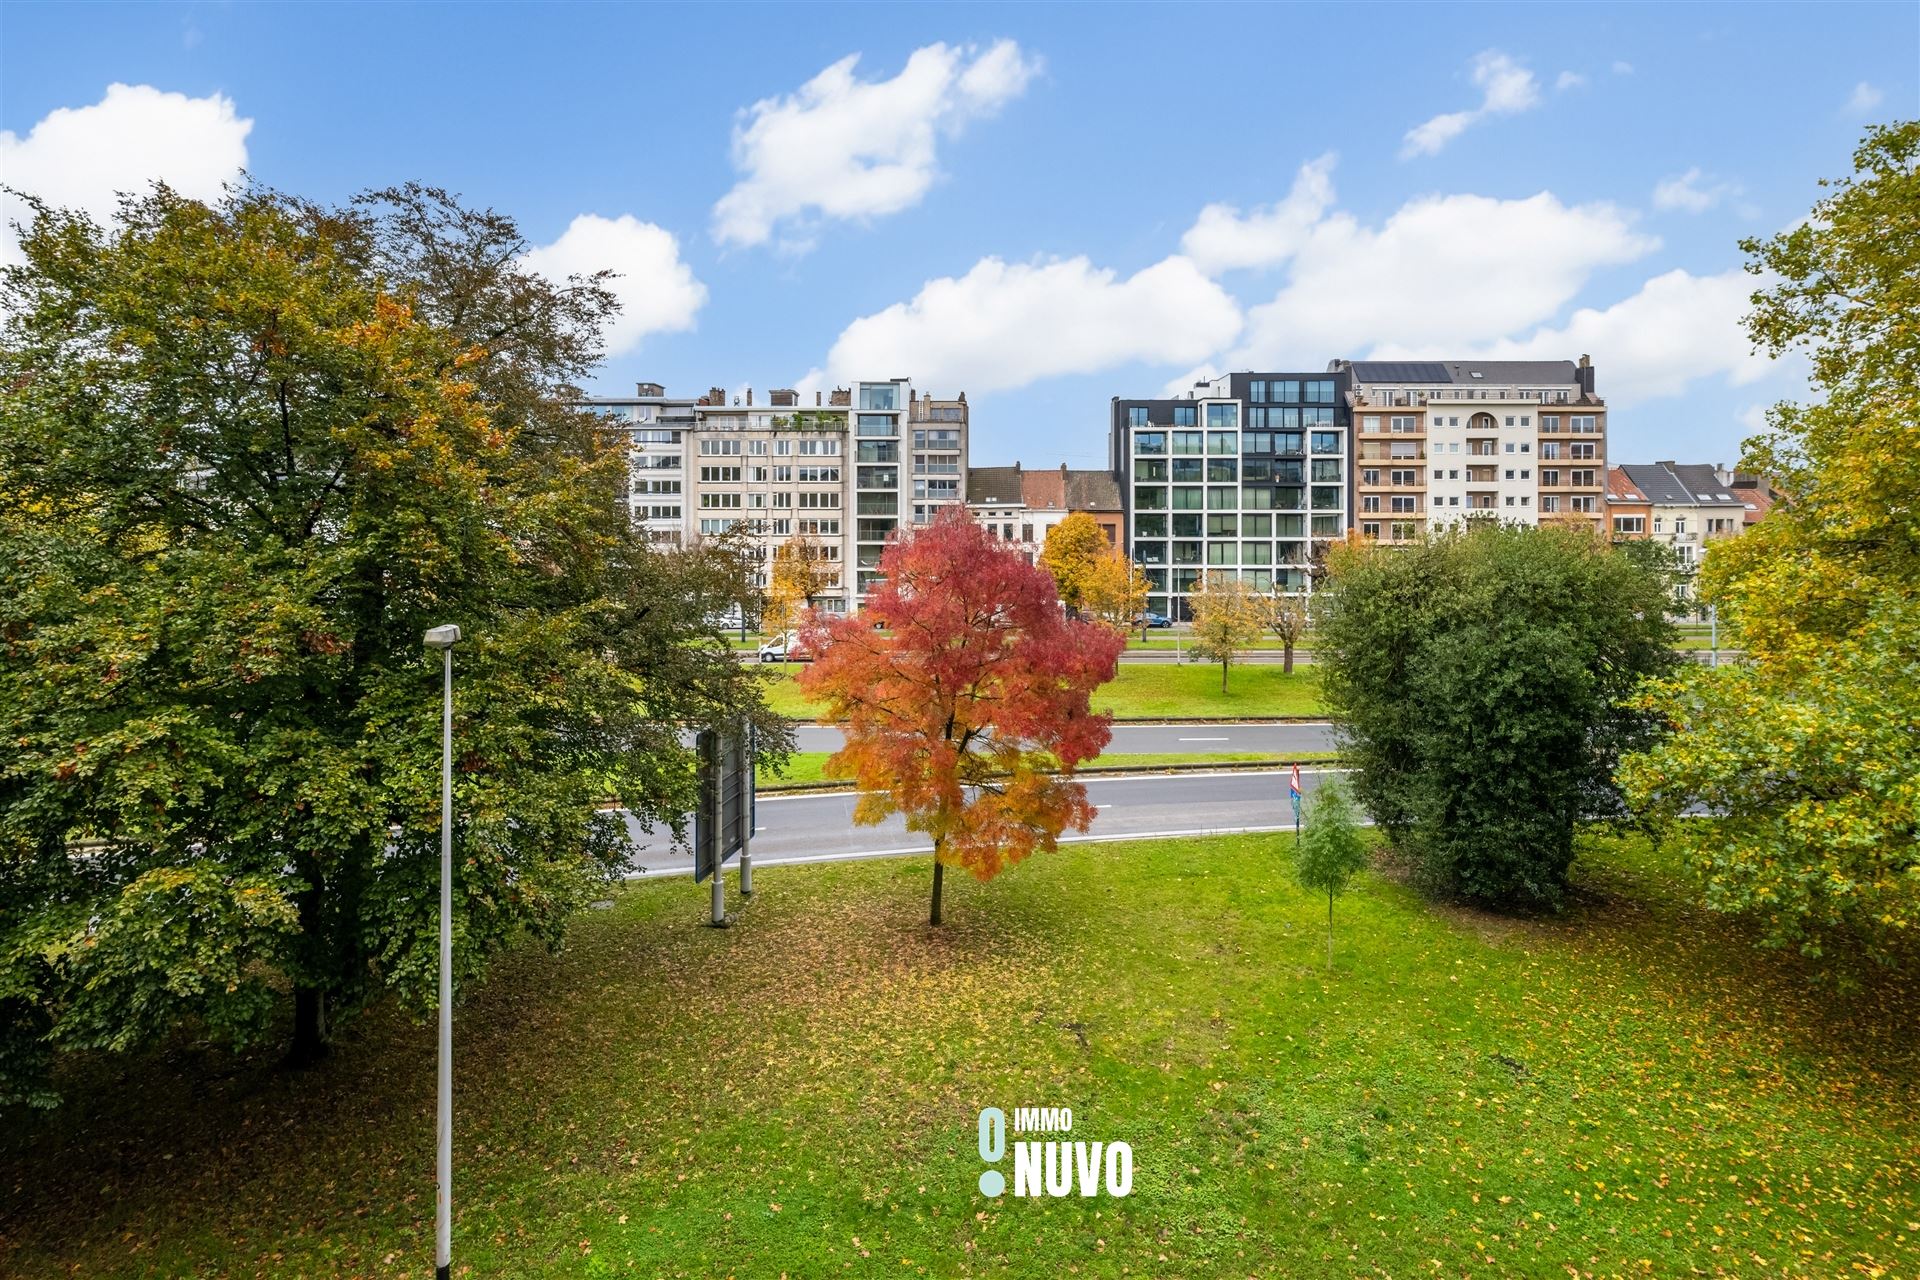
[796,508,1125,924]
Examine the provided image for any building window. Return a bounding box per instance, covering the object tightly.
[1272,380,1300,402]
[1172,405,1197,427]
[1304,380,1335,404]
[1249,380,1267,403]
[1127,406,1150,427]
[1171,431,1204,455]
[858,384,898,412]
[1206,403,1239,430]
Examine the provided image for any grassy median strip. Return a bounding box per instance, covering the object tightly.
[761,661,1324,721]
[757,750,1342,792]
[7,832,1914,1277]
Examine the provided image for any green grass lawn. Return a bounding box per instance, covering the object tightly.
[5,834,1914,1277]
[757,750,1335,790]
[762,662,1325,721]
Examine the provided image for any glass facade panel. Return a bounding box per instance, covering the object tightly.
[1172,405,1197,427]
[1133,485,1167,510]
[1272,380,1300,402]
[1135,430,1167,454]
[1241,542,1273,565]
[1135,458,1167,481]
[1207,458,1238,482]
[1207,485,1237,510]
[1206,513,1238,536]
[1206,542,1236,566]
[1134,513,1167,538]
[1172,541,1203,565]
[1171,458,1203,482]
[1207,431,1237,455]
[858,384,898,411]
[1171,513,1202,538]
[1310,431,1341,454]
[1171,487,1204,510]
[1206,404,1239,430]
[1171,431,1203,455]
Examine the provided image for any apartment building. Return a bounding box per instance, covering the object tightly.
[1334,357,1608,540]
[583,379,969,612]
[1110,370,1351,619]
[1612,462,1750,603]
[965,463,1124,564]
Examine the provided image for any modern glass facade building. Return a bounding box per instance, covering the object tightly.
[1109,370,1351,619]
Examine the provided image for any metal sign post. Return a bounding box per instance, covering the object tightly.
[694,724,755,925]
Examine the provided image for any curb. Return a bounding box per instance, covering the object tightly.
[756,755,1346,795]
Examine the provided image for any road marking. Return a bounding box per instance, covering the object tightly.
[752,765,1354,802]
[1176,736,1230,742]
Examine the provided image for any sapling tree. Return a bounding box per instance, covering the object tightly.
[1292,778,1369,969]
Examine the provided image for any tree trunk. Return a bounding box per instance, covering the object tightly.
[1284,642,1295,675]
[930,856,945,927]
[1326,890,1334,970]
[1221,659,1230,694]
[288,985,329,1066]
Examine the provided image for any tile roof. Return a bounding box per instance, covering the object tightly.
[1618,463,1749,507]
[1605,466,1648,503]
[965,465,1026,506]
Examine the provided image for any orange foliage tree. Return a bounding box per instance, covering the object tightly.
[796,509,1125,924]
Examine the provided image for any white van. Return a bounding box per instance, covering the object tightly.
[757,631,805,663]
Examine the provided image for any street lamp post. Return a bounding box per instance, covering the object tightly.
[422,623,461,1280]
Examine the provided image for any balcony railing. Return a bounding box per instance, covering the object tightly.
[1353,388,1600,408]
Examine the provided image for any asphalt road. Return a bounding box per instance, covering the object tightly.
[620,767,1340,878]
[1117,649,1311,665]
[790,721,1337,755]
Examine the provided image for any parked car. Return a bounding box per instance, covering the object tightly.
[757,630,810,662]
[1137,612,1172,629]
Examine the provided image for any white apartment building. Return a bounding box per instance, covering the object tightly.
[1337,357,1608,540]
[584,379,970,613]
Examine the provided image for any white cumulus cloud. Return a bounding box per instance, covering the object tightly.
[1456,268,1771,405]
[821,254,1241,393]
[1652,167,1743,214]
[1227,189,1658,367]
[711,39,1041,250]
[1846,81,1885,113]
[1402,50,1541,158]
[1179,153,1336,274]
[1555,70,1588,91]
[520,214,707,357]
[1,82,252,265]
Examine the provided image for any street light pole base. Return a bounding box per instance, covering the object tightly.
[708,914,732,928]
[436,1266,450,1280]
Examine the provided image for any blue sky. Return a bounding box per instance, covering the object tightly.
[4,2,1915,471]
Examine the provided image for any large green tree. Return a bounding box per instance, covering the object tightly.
[1315,523,1676,909]
[0,183,785,1104]
[1618,122,1920,962]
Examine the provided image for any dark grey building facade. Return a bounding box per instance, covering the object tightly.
[1109,369,1351,619]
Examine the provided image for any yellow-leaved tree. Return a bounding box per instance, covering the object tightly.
[762,531,837,633]
[1039,511,1109,617]
[1618,122,1920,965]
[1188,572,1267,693]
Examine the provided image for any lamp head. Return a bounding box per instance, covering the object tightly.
[422,624,462,650]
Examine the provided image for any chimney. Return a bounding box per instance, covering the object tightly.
[708,386,725,406]
[815,390,822,406]
[746,387,753,407]
[1576,354,1596,397]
